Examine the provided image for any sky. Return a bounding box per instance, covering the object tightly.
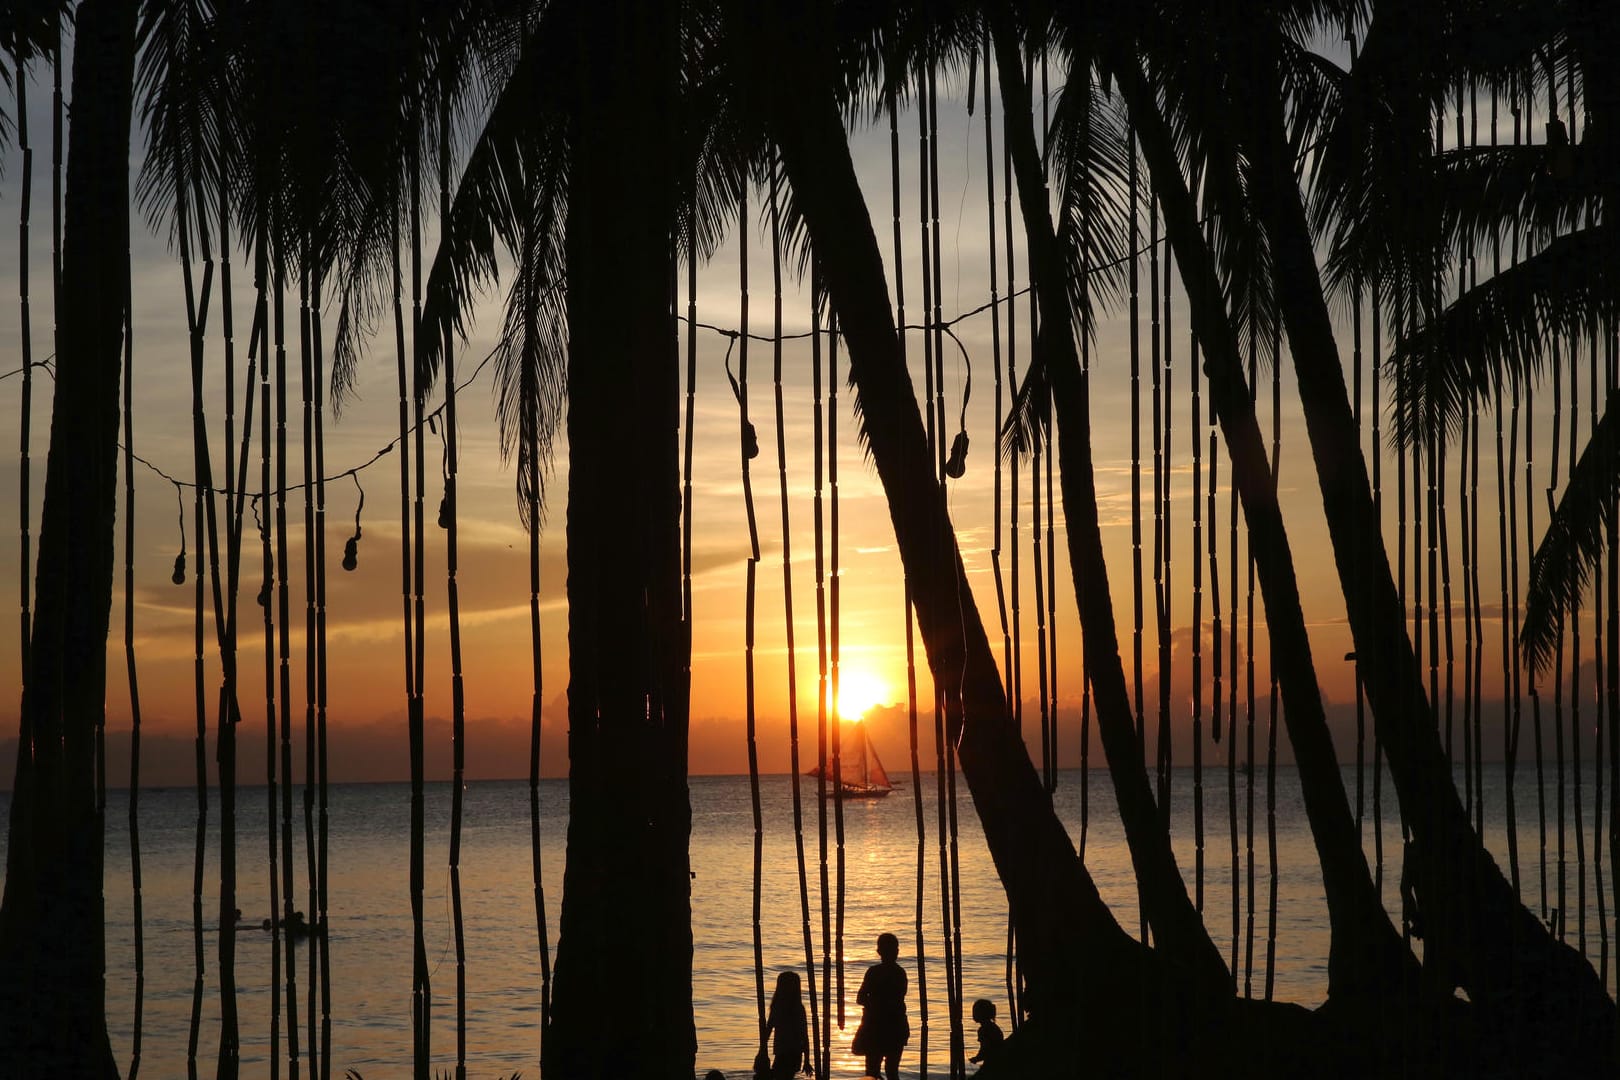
[0,44,1596,789]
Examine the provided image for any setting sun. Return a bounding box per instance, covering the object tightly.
[832,667,890,722]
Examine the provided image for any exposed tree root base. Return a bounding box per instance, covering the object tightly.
[975,986,1616,1079]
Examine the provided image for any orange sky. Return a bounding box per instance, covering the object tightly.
[0,64,1584,789]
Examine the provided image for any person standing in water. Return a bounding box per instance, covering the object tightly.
[760,970,811,1077]
[852,933,908,1080]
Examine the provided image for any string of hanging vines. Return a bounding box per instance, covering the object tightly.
[1494,76,1522,899]
[974,26,1017,1033]
[931,54,967,1076]
[733,191,767,1049]
[1158,198,1173,824]
[914,59,957,1080]
[1370,278,1385,900]
[274,201,304,1080]
[185,171,210,1080]
[1526,68,1550,923]
[1129,123,1145,808]
[216,81,246,1080]
[299,227,322,1080]
[1458,82,1483,829]
[1568,56,1589,956]
[255,213,284,1080]
[122,266,145,1080]
[773,155,824,1079]
[522,164,555,1057]
[1191,214,1205,912]
[881,60,928,1067]
[409,103,433,1079]
[438,83,470,1080]
[311,252,332,1080]
[1077,77,1093,865]
[1225,289,1239,987]
[1264,320,1280,1002]
[1042,45,1058,806]
[1150,193,1166,812]
[15,42,32,810]
[811,257,832,1076]
[1243,319,1256,996]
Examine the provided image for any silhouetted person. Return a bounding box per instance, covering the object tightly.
[704,1071,727,1080]
[261,910,321,940]
[852,933,908,1080]
[968,998,1003,1069]
[758,970,810,1078]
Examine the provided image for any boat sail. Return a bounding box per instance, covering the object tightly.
[807,722,894,799]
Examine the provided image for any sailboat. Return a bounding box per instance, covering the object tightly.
[807,721,894,799]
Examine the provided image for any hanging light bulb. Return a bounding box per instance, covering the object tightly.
[256,580,271,608]
[438,493,452,529]
[743,421,760,461]
[171,550,187,585]
[945,429,970,479]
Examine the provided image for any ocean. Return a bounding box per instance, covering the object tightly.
[0,764,1613,1077]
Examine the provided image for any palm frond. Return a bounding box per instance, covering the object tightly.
[1390,227,1615,445]
[1049,62,1135,330]
[496,169,566,528]
[135,0,221,251]
[416,41,563,402]
[1522,392,1620,676]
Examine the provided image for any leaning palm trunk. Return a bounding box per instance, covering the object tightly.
[0,2,135,1073]
[1236,40,1615,1072]
[544,2,695,1076]
[1101,55,1419,1006]
[749,8,1316,1073]
[989,22,1228,1002]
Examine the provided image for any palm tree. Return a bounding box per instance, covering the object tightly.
[986,9,1229,1003]
[738,4,1350,1072]
[998,6,1423,1032]
[0,1,137,1074]
[541,5,695,1075]
[1147,0,1619,1066]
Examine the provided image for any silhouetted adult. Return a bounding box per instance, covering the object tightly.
[852,933,908,1080]
[759,970,810,1078]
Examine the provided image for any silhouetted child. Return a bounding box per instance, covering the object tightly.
[705,1071,728,1080]
[852,933,909,1080]
[968,999,1003,1068]
[759,970,810,1078]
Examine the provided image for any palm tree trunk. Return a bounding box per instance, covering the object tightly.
[990,24,1228,1000]
[544,3,694,1075]
[758,4,1184,1052]
[1237,40,1616,1069]
[1104,54,1418,1005]
[0,2,134,1073]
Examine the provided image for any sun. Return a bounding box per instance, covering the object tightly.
[832,667,890,722]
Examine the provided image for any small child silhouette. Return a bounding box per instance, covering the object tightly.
[759,970,810,1077]
[968,998,1003,1068]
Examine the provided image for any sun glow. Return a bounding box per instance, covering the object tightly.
[832,667,890,722]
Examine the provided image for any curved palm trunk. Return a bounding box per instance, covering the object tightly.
[989,23,1228,1001]
[754,13,1216,1072]
[544,3,694,1076]
[0,2,135,1073]
[1238,42,1615,1071]
[1101,55,1418,1005]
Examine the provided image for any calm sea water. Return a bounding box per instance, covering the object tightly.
[0,764,1614,1078]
